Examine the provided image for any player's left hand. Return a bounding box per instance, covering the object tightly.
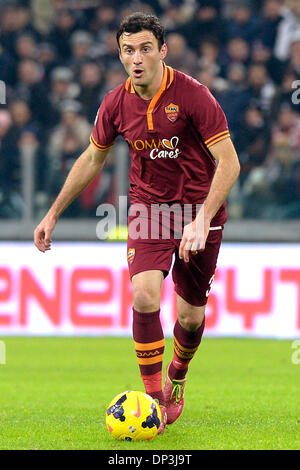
[179,211,210,262]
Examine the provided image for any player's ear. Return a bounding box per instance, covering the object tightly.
[160,43,168,60]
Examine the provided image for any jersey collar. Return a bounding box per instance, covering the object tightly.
[125,62,174,131]
[125,62,174,94]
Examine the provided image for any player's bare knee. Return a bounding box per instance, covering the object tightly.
[179,316,203,332]
[178,308,205,332]
[133,286,160,313]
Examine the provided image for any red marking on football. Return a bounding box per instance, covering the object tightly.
[107,423,113,433]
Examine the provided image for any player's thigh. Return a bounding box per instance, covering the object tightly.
[127,223,174,312]
[177,294,206,331]
[132,270,164,312]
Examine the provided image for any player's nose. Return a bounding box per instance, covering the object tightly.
[133,50,142,63]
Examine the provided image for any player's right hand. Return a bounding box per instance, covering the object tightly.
[34,214,57,253]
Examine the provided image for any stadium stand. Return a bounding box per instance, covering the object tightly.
[0,0,300,226]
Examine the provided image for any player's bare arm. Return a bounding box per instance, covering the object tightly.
[34,143,110,253]
[202,137,240,222]
[179,137,240,262]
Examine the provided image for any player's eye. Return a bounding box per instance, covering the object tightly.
[143,47,150,52]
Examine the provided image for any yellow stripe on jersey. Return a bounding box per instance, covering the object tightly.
[206,133,230,148]
[124,63,173,129]
[147,63,168,130]
[90,135,114,151]
[167,66,174,89]
[125,77,135,93]
[204,130,230,145]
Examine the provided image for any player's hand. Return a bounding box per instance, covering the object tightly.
[179,209,210,262]
[34,213,57,253]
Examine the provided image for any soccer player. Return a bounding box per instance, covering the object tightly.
[34,13,240,434]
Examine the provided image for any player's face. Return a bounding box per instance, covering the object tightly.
[119,30,167,96]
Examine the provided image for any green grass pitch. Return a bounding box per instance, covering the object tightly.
[0,336,299,450]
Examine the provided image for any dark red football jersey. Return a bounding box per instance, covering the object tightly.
[91,63,230,225]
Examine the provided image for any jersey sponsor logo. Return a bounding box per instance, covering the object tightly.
[127,248,135,264]
[127,138,166,151]
[165,103,179,122]
[126,136,181,160]
[150,136,180,160]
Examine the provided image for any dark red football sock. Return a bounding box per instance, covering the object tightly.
[132,308,165,405]
[169,317,205,380]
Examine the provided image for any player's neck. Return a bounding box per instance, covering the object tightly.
[134,62,164,100]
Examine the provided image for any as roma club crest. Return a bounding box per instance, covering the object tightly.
[127,248,135,264]
[165,103,179,123]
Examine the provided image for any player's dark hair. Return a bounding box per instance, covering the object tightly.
[116,12,165,50]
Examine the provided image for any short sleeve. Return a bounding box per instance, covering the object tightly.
[90,94,118,151]
[189,84,230,149]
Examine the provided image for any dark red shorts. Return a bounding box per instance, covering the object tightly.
[127,210,223,307]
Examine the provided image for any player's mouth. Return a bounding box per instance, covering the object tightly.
[133,68,144,78]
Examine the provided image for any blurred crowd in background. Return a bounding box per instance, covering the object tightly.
[1,0,300,220]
